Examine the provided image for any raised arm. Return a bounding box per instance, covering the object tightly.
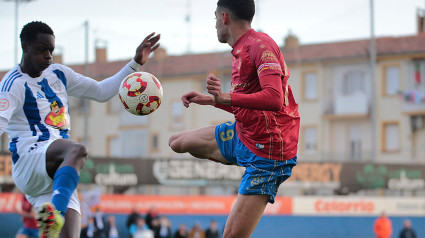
[68,33,160,102]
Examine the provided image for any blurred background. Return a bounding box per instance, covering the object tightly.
[0,0,425,237]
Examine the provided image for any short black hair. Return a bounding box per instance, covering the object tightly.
[20,21,54,44]
[217,0,255,22]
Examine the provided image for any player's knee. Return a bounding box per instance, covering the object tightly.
[66,144,88,167]
[73,143,88,158]
[168,134,185,153]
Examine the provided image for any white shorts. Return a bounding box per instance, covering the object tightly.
[12,139,80,214]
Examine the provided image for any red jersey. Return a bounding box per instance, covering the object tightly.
[225,29,299,161]
[20,195,38,229]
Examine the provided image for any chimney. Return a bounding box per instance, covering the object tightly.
[417,8,425,34]
[95,39,107,63]
[283,31,299,50]
[53,46,63,64]
[153,47,167,61]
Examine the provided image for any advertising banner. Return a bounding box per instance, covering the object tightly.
[1,154,425,193]
[0,193,292,215]
[292,196,425,216]
[99,195,292,215]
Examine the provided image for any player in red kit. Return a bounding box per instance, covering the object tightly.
[168,0,300,237]
[15,194,39,238]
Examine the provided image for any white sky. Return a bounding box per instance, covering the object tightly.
[0,0,424,71]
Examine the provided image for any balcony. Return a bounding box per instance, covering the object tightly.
[324,91,369,120]
[400,90,425,115]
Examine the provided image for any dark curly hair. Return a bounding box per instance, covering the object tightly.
[217,0,255,22]
[20,21,54,45]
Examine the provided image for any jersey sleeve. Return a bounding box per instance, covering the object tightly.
[250,40,285,79]
[0,83,24,135]
[64,61,138,102]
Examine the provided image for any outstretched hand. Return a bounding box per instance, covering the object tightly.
[181,91,215,108]
[134,33,161,65]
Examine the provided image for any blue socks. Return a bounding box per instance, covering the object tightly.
[51,166,79,215]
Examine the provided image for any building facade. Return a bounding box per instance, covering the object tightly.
[1,14,424,196]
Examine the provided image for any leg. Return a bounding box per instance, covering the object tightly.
[45,139,88,179]
[59,208,80,238]
[169,126,230,164]
[223,194,269,238]
[41,139,87,238]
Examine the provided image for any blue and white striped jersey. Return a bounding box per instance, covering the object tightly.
[0,61,138,164]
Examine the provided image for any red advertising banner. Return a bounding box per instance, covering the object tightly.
[0,193,293,215]
[0,193,20,213]
[99,195,293,215]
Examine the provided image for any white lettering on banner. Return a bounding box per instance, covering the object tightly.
[101,200,187,211]
[153,159,245,185]
[95,165,137,186]
[388,170,425,190]
[0,193,17,212]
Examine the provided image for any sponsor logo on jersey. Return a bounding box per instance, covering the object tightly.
[45,100,70,129]
[261,50,278,62]
[0,99,9,111]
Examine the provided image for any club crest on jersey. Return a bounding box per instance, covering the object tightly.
[50,80,64,92]
[0,99,9,111]
[45,100,70,129]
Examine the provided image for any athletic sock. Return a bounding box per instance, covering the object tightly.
[51,166,79,216]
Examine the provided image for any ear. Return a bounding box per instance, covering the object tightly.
[222,11,230,25]
[21,42,28,53]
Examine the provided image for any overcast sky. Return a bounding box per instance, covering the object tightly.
[0,0,424,71]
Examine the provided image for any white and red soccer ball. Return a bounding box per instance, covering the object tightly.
[119,72,163,116]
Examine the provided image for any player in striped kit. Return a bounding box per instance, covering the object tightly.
[0,21,160,238]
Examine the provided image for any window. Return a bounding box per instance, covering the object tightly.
[107,136,120,157]
[383,122,399,152]
[303,72,317,100]
[171,101,183,129]
[120,129,148,158]
[303,127,317,154]
[151,133,159,152]
[343,71,365,95]
[349,124,362,160]
[384,66,399,95]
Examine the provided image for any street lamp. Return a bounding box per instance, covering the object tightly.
[3,0,35,65]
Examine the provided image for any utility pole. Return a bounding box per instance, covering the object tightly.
[185,0,191,53]
[83,20,90,147]
[3,0,35,65]
[14,0,18,65]
[369,0,377,162]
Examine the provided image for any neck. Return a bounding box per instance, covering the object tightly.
[228,23,252,47]
[20,60,42,78]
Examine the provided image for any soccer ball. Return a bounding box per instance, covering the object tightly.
[119,72,163,116]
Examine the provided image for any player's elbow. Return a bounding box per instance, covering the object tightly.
[268,101,284,111]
